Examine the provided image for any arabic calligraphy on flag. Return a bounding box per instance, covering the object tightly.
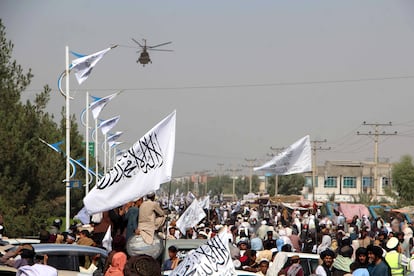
[254,135,311,175]
[170,227,236,276]
[83,111,176,214]
[176,199,206,235]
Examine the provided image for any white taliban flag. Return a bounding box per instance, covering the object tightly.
[83,111,176,214]
[254,135,311,175]
[90,92,120,120]
[71,47,112,85]
[107,131,123,148]
[176,199,206,235]
[170,226,236,276]
[199,195,210,210]
[99,115,120,136]
[101,225,112,253]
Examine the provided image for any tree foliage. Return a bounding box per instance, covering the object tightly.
[392,155,414,205]
[267,174,305,195]
[0,20,87,237]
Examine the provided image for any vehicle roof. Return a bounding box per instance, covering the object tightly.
[162,239,207,262]
[32,243,108,257]
[2,237,40,245]
[285,251,320,259]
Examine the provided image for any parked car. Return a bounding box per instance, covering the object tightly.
[284,251,320,276]
[161,238,207,264]
[32,243,108,275]
[1,238,40,246]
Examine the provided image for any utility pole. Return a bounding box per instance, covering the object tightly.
[227,167,242,200]
[311,139,331,202]
[244,158,257,194]
[357,122,397,199]
[217,163,224,198]
[199,170,210,196]
[269,146,285,196]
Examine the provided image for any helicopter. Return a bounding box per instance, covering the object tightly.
[131,38,172,66]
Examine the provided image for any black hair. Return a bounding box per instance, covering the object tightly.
[168,245,178,253]
[281,244,292,252]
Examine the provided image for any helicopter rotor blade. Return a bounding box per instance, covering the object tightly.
[148,41,172,49]
[147,49,173,52]
[131,38,144,48]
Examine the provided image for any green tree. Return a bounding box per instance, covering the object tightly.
[392,155,414,205]
[267,174,305,195]
[0,20,88,236]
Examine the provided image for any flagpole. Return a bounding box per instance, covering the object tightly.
[65,46,71,231]
[85,91,89,195]
[108,140,112,169]
[165,180,172,249]
[95,117,99,186]
[104,133,107,175]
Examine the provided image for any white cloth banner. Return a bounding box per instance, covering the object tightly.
[176,199,206,235]
[74,207,90,225]
[254,135,311,175]
[90,92,119,120]
[170,227,236,276]
[109,141,123,149]
[102,225,112,253]
[107,131,123,147]
[71,47,112,85]
[99,115,120,136]
[199,195,210,210]
[83,111,176,214]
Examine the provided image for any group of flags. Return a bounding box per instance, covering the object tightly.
[44,45,316,275]
[53,45,312,214]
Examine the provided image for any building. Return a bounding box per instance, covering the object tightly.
[303,160,393,202]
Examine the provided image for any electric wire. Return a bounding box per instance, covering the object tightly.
[21,74,414,93]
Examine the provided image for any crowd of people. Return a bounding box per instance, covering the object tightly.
[2,192,414,276]
[163,196,414,276]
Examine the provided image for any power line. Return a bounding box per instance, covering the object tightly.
[21,74,414,93]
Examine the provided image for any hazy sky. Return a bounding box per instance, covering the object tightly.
[2,1,414,177]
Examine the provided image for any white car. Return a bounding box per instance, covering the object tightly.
[1,237,40,246]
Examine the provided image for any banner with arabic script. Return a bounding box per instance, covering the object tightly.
[170,227,236,276]
[83,111,176,214]
[176,199,206,235]
[254,135,311,175]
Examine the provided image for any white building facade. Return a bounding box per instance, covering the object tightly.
[303,160,392,202]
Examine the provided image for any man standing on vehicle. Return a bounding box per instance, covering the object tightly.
[136,192,166,244]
